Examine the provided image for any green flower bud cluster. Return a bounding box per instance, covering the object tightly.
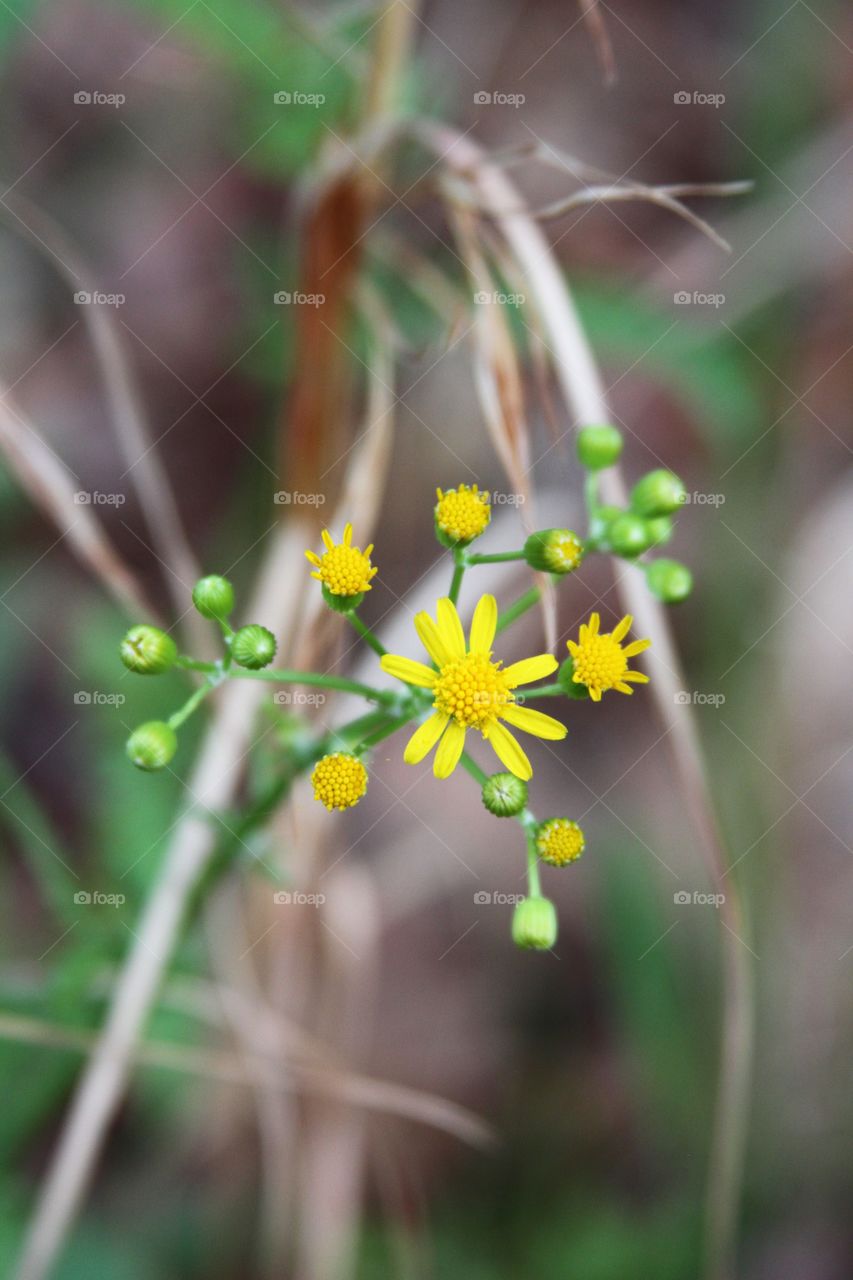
[121,574,280,770]
[523,528,584,576]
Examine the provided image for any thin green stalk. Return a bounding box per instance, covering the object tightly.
[175,656,218,674]
[356,713,412,754]
[465,550,526,565]
[168,680,217,730]
[520,682,563,698]
[496,585,540,634]
[459,750,488,786]
[347,610,387,657]
[524,829,542,898]
[230,667,394,706]
[448,552,466,605]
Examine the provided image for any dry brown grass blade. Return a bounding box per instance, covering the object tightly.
[0,194,205,650]
[419,121,753,1280]
[0,388,159,622]
[577,0,617,85]
[0,1011,495,1148]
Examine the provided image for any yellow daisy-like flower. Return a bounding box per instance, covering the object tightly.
[305,523,377,596]
[435,484,491,544]
[536,818,585,866]
[566,612,651,702]
[311,753,368,810]
[380,594,566,781]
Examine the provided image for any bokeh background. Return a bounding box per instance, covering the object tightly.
[1,0,851,1277]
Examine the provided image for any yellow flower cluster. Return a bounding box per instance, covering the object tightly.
[566,612,650,701]
[305,524,377,597]
[434,484,491,543]
[311,753,368,810]
[536,818,585,866]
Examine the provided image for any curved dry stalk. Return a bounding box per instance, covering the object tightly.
[421,121,753,1280]
[0,1011,494,1148]
[0,193,206,651]
[0,387,159,622]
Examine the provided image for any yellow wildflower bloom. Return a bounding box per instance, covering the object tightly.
[435,484,490,544]
[566,612,650,702]
[536,818,585,865]
[311,753,368,811]
[305,523,377,596]
[381,594,566,780]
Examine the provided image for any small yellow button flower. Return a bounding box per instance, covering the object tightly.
[566,612,650,702]
[380,594,566,780]
[536,818,585,866]
[311,753,368,811]
[435,484,490,545]
[305,523,377,596]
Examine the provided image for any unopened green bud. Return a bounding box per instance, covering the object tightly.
[646,558,693,603]
[321,583,365,614]
[607,513,652,558]
[576,424,623,470]
[192,575,235,620]
[645,515,673,547]
[523,529,584,575]
[232,624,277,669]
[630,470,686,517]
[557,656,590,699]
[511,896,558,951]
[126,721,177,772]
[482,772,528,817]
[120,625,177,675]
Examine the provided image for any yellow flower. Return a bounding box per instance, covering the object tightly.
[435,484,490,544]
[566,612,650,702]
[311,753,368,810]
[305,523,377,596]
[380,594,566,780]
[536,818,585,866]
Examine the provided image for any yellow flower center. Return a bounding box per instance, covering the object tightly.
[571,633,628,696]
[316,545,374,596]
[435,485,490,542]
[547,532,583,573]
[311,753,368,810]
[537,819,585,866]
[433,653,512,729]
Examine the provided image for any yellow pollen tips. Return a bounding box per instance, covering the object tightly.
[566,612,651,702]
[305,523,377,597]
[435,484,491,544]
[536,818,585,866]
[311,753,368,811]
[433,653,512,729]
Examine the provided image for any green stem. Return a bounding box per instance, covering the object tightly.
[175,656,218,674]
[496,585,540,634]
[231,667,394,706]
[584,472,599,518]
[347,610,387,657]
[459,751,488,786]
[525,829,542,898]
[168,680,217,730]
[465,550,526,565]
[356,713,412,754]
[520,682,563,698]
[448,551,466,606]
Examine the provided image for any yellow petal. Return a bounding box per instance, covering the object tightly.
[436,598,466,660]
[343,523,353,545]
[503,654,558,688]
[566,641,580,659]
[588,613,600,636]
[500,704,567,740]
[615,682,634,694]
[468,594,497,653]
[404,712,450,764]
[305,551,321,566]
[414,611,451,667]
[623,638,651,657]
[611,614,632,642]
[321,529,333,550]
[589,686,602,702]
[485,720,531,780]
[433,720,466,778]
[380,655,437,688]
[622,669,649,683]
